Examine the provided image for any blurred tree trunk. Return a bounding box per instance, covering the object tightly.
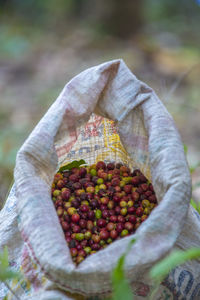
[98,0,144,38]
[103,0,143,38]
[71,0,144,39]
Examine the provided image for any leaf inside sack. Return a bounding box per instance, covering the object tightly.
[58,159,86,172]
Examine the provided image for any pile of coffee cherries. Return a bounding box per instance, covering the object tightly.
[51,161,157,264]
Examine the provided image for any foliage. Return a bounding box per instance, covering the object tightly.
[58,159,86,172]
[150,248,200,283]
[0,246,20,282]
[0,246,21,300]
[109,234,200,299]
[109,239,136,300]
[190,198,200,214]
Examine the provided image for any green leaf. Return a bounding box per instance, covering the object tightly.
[190,198,197,210]
[58,159,86,172]
[0,246,9,269]
[112,255,133,300]
[0,269,20,282]
[183,144,188,155]
[111,238,136,300]
[190,199,200,214]
[0,246,21,282]
[150,248,200,282]
[190,162,200,174]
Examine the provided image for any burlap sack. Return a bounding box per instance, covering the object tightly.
[0,59,200,300]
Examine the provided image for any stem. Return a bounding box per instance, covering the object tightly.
[4,282,21,300]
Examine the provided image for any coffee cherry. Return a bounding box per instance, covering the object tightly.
[100,197,109,205]
[75,233,84,241]
[69,174,79,182]
[84,247,92,254]
[142,199,150,208]
[90,168,97,176]
[92,234,101,243]
[72,225,81,233]
[96,161,106,170]
[141,215,148,222]
[121,229,129,237]
[92,243,101,251]
[124,185,132,194]
[115,206,121,215]
[108,210,115,217]
[80,240,88,248]
[116,223,124,233]
[54,173,63,183]
[87,220,94,230]
[106,222,115,231]
[87,210,95,220]
[102,210,109,219]
[120,207,127,216]
[52,161,158,265]
[111,178,120,186]
[57,207,63,217]
[110,230,118,239]
[149,195,157,203]
[61,221,69,231]
[114,186,121,193]
[113,195,121,203]
[107,162,115,170]
[116,162,122,169]
[64,214,70,223]
[76,244,83,251]
[70,248,78,257]
[128,215,136,224]
[78,249,86,257]
[120,200,127,208]
[127,200,134,208]
[110,215,117,222]
[140,183,149,192]
[67,207,76,216]
[84,231,92,240]
[132,192,139,201]
[76,255,84,264]
[131,176,139,185]
[71,213,80,223]
[79,167,87,177]
[117,215,124,223]
[107,174,113,181]
[144,207,150,215]
[136,207,144,217]
[97,219,107,228]
[100,230,109,240]
[107,201,114,209]
[86,186,95,194]
[95,209,102,219]
[71,199,80,208]
[73,182,82,190]
[80,205,89,212]
[90,200,99,209]
[124,222,134,231]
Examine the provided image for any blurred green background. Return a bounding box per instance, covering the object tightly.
[0,0,200,207]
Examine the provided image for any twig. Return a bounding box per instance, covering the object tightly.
[164,62,200,102]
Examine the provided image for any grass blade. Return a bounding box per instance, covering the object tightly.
[150,248,200,282]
